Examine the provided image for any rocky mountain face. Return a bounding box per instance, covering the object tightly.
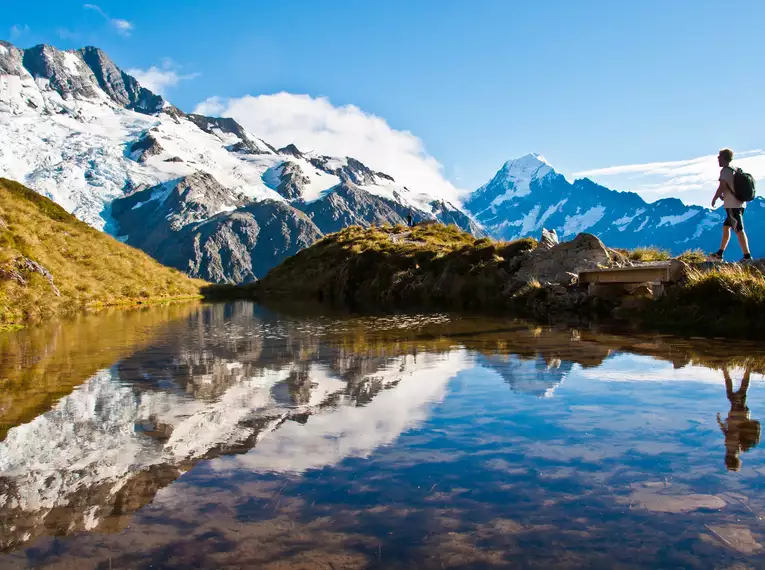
[111,172,322,282]
[466,153,765,257]
[0,40,480,283]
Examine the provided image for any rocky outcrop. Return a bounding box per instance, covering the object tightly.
[513,233,627,287]
[539,228,559,250]
[0,42,165,113]
[275,162,311,200]
[309,155,385,186]
[185,114,276,155]
[0,256,60,297]
[278,144,303,158]
[127,133,164,163]
[78,46,164,113]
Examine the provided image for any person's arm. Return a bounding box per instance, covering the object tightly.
[717,412,728,434]
[712,180,725,208]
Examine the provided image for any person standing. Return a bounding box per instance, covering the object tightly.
[709,148,752,262]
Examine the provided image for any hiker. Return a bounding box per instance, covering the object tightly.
[710,148,753,262]
[407,210,414,227]
[717,366,760,471]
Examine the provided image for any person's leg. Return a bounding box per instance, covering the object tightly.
[720,225,732,252]
[724,368,734,400]
[730,209,751,259]
[736,230,751,256]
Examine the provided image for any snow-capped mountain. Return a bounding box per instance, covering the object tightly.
[466,153,765,257]
[0,41,479,282]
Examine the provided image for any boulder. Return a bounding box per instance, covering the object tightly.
[514,233,617,286]
[539,228,559,250]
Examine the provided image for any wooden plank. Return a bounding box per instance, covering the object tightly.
[579,266,671,284]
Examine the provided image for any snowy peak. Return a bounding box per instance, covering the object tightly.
[464,152,558,215]
[495,153,556,192]
[0,41,166,115]
[501,153,555,178]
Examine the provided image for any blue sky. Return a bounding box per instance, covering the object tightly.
[2,0,764,204]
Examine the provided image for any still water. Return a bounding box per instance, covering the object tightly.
[2,302,765,569]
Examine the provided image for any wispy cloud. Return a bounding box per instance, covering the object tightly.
[9,24,30,41]
[193,93,464,204]
[574,150,765,206]
[57,28,81,40]
[84,4,134,37]
[127,59,200,96]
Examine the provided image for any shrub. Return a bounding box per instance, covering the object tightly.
[627,247,671,262]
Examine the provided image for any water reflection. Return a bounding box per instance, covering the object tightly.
[718,366,761,471]
[1,303,765,567]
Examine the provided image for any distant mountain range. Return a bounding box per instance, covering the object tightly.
[465,153,765,258]
[1,41,761,283]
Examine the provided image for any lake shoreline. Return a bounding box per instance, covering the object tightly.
[202,224,765,340]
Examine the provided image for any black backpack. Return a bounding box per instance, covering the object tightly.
[728,166,757,202]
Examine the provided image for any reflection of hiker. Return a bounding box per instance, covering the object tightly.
[709,149,754,263]
[717,366,760,471]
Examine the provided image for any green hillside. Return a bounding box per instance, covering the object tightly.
[0,178,205,327]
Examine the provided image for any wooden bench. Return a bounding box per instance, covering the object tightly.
[578,263,677,285]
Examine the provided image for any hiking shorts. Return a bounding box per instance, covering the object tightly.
[724,208,745,233]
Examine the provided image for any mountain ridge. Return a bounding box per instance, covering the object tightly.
[0,40,480,283]
[465,153,765,257]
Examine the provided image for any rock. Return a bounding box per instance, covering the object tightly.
[275,162,311,200]
[278,143,303,158]
[539,228,559,250]
[0,256,60,296]
[186,114,276,155]
[668,259,690,282]
[340,157,378,186]
[514,233,617,286]
[19,257,61,296]
[128,134,164,163]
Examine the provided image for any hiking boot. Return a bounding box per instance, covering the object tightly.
[708,251,723,261]
[740,256,753,265]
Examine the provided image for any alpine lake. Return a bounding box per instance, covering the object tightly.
[1,301,765,569]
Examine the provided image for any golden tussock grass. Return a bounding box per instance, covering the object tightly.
[0,178,206,326]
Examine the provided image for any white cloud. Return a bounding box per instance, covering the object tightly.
[127,59,200,96]
[9,25,30,41]
[193,93,463,204]
[83,4,134,37]
[574,150,765,206]
[111,19,134,35]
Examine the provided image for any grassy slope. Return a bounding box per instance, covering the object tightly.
[0,178,205,326]
[255,224,537,311]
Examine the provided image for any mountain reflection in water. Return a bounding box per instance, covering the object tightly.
[1,302,765,568]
